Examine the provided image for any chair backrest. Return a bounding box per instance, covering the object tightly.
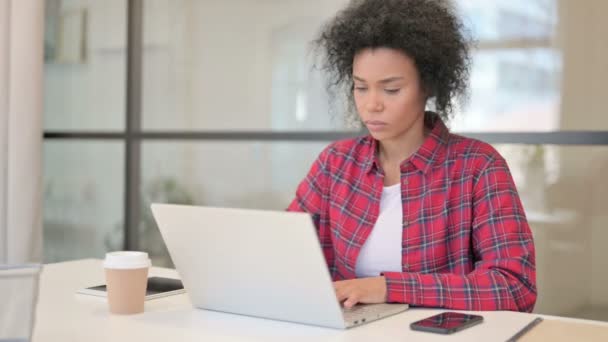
[0,264,42,342]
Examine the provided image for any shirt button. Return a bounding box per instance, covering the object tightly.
[402,179,409,185]
[403,220,409,226]
[403,264,409,270]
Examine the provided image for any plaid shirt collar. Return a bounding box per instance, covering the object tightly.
[363,112,451,175]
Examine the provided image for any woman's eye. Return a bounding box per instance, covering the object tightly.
[354,87,368,92]
[385,89,400,94]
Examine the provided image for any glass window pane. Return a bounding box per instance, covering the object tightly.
[43,0,127,131]
[459,0,558,41]
[451,48,562,132]
[142,0,608,132]
[496,144,608,321]
[141,0,353,131]
[43,141,125,262]
[453,0,608,132]
[453,1,563,132]
[140,141,326,266]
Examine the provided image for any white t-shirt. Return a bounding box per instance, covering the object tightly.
[355,183,403,278]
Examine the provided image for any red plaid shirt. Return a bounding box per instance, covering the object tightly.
[288,115,536,312]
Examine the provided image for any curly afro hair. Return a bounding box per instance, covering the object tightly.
[313,0,472,123]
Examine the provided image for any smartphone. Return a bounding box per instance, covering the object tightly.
[410,312,483,334]
[77,276,185,300]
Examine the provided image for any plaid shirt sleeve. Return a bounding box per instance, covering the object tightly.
[382,156,537,312]
[287,148,335,270]
[287,148,329,218]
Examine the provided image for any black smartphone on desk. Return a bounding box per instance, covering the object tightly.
[77,276,185,300]
[410,312,483,334]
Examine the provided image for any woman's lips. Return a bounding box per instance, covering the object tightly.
[365,120,388,131]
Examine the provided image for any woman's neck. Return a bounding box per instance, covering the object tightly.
[378,115,427,166]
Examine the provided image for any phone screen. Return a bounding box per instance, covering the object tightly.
[410,312,483,334]
[86,276,183,295]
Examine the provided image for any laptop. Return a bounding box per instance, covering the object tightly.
[150,204,408,329]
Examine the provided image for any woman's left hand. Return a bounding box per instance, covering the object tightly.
[333,276,387,308]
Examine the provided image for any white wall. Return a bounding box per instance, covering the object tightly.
[0,0,9,263]
[0,0,44,263]
[526,0,608,315]
[557,0,608,310]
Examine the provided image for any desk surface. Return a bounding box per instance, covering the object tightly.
[32,259,608,342]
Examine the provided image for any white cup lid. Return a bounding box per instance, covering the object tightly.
[103,251,151,269]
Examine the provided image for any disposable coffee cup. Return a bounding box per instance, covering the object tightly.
[103,251,151,314]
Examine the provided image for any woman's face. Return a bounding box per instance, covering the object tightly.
[353,48,428,142]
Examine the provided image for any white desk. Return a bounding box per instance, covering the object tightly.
[32,259,608,341]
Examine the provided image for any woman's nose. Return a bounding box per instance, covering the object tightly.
[366,92,384,112]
